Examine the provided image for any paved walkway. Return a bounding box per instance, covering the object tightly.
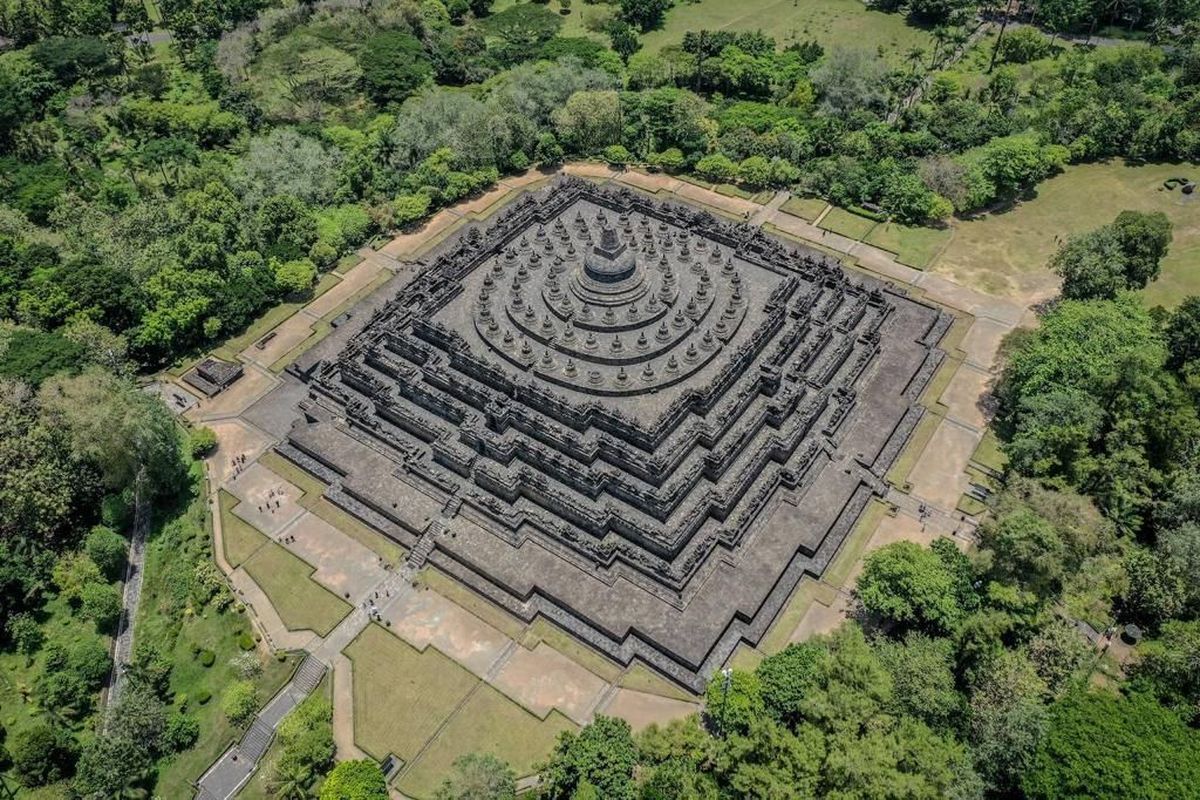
[105,480,149,714]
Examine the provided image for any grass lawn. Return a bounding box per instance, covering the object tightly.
[220,489,269,568]
[522,619,623,683]
[396,685,577,799]
[865,220,953,270]
[345,624,480,763]
[241,544,351,636]
[931,160,1200,305]
[137,463,298,799]
[970,429,1008,474]
[818,207,877,241]
[618,663,699,702]
[781,195,828,221]
[415,568,526,640]
[640,0,934,64]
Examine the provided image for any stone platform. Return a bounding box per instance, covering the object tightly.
[276,178,950,691]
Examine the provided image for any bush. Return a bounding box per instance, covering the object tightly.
[737,155,772,188]
[238,633,256,651]
[163,713,200,753]
[84,526,129,580]
[9,723,78,787]
[273,258,318,295]
[393,192,431,228]
[8,612,43,655]
[695,153,738,183]
[222,680,260,727]
[200,649,216,667]
[649,148,686,172]
[79,582,122,632]
[1000,26,1051,64]
[601,144,632,165]
[320,759,388,800]
[195,688,213,705]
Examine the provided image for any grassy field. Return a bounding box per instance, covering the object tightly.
[396,685,577,798]
[931,160,1200,305]
[617,663,699,702]
[865,220,953,270]
[640,0,934,64]
[242,544,351,636]
[819,207,877,240]
[781,195,828,221]
[345,624,480,763]
[219,489,268,567]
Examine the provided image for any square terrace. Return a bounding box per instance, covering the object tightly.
[277,178,951,691]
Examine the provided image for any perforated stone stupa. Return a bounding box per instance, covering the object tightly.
[279,178,951,690]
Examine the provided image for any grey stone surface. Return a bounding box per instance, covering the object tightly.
[274,178,949,691]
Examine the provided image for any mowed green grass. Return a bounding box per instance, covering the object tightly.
[345,624,480,763]
[641,0,934,64]
[242,543,351,636]
[396,685,577,798]
[819,207,877,240]
[865,220,952,269]
[931,160,1200,306]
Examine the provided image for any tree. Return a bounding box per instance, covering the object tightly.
[553,90,622,155]
[541,716,637,800]
[874,633,963,733]
[856,540,967,634]
[968,650,1049,795]
[1110,210,1172,287]
[481,4,563,64]
[1130,619,1200,723]
[79,581,122,631]
[619,0,672,30]
[392,193,432,228]
[694,153,737,182]
[607,20,641,62]
[1166,296,1200,369]
[755,642,821,726]
[320,760,388,800]
[274,258,318,295]
[704,669,765,736]
[9,723,77,787]
[359,32,433,106]
[38,368,183,496]
[84,526,127,581]
[435,752,516,800]
[1024,691,1200,798]
[810,47,890,118]
[222,679,260,727]
[1027,619,1091,697]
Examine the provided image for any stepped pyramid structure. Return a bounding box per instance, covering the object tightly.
[278,178,950,690]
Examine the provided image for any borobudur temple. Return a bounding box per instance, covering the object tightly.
[278,177,951,691]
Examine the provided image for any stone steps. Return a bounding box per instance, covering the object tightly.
[292,654,327,695]
[238,718,274,763]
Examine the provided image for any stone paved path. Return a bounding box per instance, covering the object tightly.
[105,479,149,714]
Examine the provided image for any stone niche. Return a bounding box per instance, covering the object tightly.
[278,177,951,691]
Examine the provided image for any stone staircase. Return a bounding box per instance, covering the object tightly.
[237,718,275,762]
[406,520,444,570]
[291,654,327,696]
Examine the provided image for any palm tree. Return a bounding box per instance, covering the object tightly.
[988,0,1018,73]
[906,46,927,75]
[268,762,315,800]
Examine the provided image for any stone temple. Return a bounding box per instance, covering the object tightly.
[278,178,950,691]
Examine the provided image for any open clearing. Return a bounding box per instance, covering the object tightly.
[931,160,1200,306]
[641,0,935,63]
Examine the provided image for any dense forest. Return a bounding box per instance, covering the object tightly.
[1,0,1199,797]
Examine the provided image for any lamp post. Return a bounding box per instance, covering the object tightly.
[718,666,733,738]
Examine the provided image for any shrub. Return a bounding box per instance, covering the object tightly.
[79,582,122,632]
[10,723,78,787]
[200,649,216,667]
[273,258,318,295]
[195,688,212,705]
[393,192,431,228]
[649,148,686,172]
[737,155,772,188]
[221,680,259,727]
[84,526,129,580]
[601,144,632,165]
[8,612,43,655]
[238,633,256,651]
[695,153,738,183]
[163,713,200,753]
[1000,26,1051,64]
